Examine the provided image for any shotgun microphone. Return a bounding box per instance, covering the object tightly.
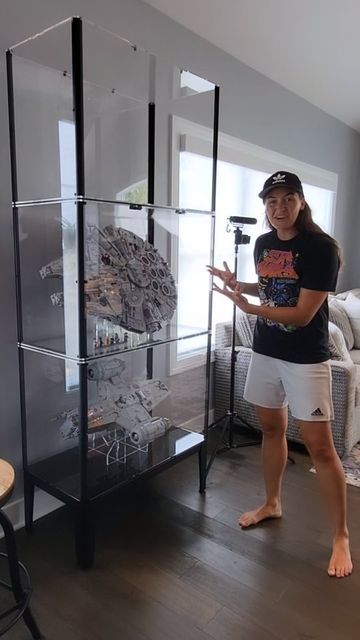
[229,216,257,225]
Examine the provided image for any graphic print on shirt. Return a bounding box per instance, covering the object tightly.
[257,248,300,332]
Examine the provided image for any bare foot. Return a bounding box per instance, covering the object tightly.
[239,503,282,528]
[328,536,353,578]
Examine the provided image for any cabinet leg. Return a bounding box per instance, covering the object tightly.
[24,476,34,532]
[198,443,207,494]
[75,507,96,570]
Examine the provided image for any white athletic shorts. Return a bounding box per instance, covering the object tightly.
[243,352,333,422]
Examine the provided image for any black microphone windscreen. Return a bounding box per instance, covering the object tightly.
[229,216,257,225]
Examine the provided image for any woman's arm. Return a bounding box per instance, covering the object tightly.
[215,285,328,327]
[242,282,260,297]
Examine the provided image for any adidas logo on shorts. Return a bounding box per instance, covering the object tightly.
[311,407,324,417]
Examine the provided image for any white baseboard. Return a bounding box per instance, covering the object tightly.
[1,489,63,534]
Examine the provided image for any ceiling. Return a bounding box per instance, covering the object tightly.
[144,0,360,132]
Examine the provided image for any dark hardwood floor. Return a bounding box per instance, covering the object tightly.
[2,439,360,639]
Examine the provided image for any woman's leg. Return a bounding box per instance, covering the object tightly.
[299,420,352,578]
[239,406,288,527]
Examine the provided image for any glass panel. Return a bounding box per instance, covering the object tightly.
[20,201,211,359]
[82,20,149,201]
[24,342,204,502]
[82,20,149,103]
[18,202,79,357]
[82,85,148,202]
[84,203,212,357]
[84,201,147,356]
[174,210,213,357]
[24,349,82,501]
[10,18,216,210]
[11,19,74,202]
[154,62,216,210]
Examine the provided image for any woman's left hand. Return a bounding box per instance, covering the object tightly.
[212,282,251,313]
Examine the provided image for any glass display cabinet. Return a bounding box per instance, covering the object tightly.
[6,17,219,568]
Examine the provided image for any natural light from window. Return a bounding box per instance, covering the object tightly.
[58,120,78,390]
[177,150,336,361]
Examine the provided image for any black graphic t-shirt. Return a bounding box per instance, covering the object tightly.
[252,230,339,364]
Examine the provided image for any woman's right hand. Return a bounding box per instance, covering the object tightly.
[206,261,241,291]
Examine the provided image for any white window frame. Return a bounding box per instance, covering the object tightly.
[170,116,338,374]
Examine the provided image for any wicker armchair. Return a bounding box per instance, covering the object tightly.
[214,320,360,457]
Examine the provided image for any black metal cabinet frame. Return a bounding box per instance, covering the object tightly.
[6,17,219,568]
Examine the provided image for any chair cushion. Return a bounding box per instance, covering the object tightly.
[329,298,354,350]
[338,292,360,349]
[235,310,252,347]
[235,311,256,348]
[329,321,350,361]
[349,349,360,365]
[335,288,360,301]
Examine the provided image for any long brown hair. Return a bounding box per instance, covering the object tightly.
[266,200,343,266]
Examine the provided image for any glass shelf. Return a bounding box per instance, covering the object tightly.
[19,328,210,361]
[14,196,214,216]
[17,200,213,358]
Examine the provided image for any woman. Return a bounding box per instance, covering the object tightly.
[208,170,352,578]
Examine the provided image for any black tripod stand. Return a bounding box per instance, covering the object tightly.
[207,216,261,476]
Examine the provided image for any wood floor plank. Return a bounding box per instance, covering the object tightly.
[278,580,360,639]
[100,547,223,629]
[140,491,332,587]
[181,559,341,640]
[204,605,280,640]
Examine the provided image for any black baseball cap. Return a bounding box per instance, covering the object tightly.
[258,171,304,200]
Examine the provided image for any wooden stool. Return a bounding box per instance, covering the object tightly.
[0,459,41,638]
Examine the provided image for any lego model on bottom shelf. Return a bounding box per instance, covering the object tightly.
[23,344,206,502]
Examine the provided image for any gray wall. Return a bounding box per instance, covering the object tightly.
[1,0,360,502]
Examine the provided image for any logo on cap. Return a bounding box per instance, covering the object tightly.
[272,173,286,185]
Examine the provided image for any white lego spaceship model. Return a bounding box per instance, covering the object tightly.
[57,357,172,447]
[40,225,177,334]
[128,417,171,447]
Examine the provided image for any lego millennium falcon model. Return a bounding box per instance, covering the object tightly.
[57,357,172,448]
[40,225,177,334]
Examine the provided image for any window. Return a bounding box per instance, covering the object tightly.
[58,120,78,390]
[172,116,337,370]
[118,179,147,206]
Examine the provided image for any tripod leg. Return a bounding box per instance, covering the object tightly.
[206,413,231,476]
